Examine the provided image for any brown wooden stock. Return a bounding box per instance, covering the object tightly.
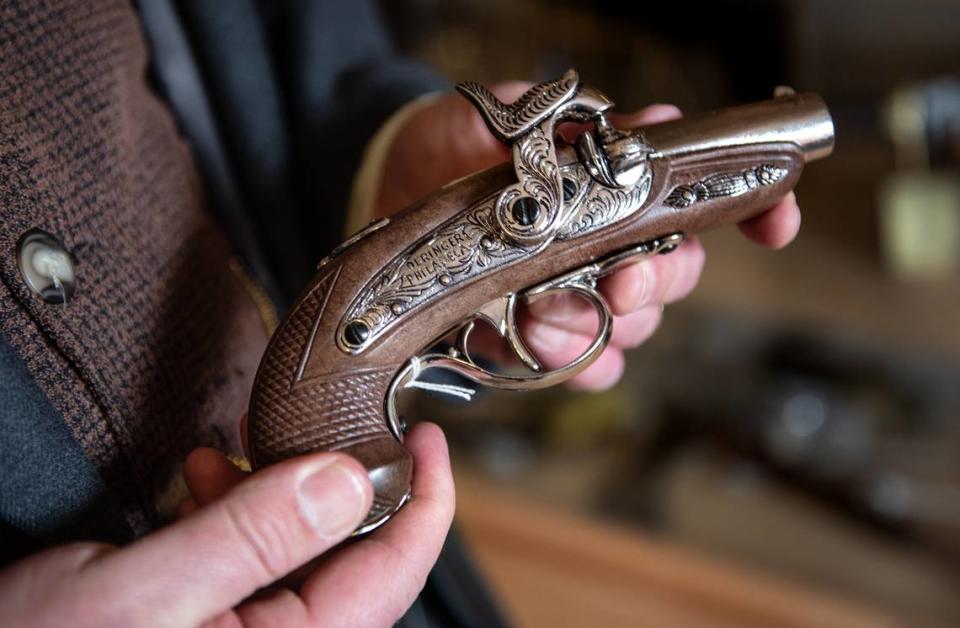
[248,96,824,530]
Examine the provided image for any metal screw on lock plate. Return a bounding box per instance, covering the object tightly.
[511,197,541,226]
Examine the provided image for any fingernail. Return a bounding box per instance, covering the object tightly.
[298,461,368,537]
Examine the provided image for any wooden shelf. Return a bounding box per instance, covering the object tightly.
[454,471,930,628]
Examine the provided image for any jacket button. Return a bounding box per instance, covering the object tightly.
[17,230,76,304]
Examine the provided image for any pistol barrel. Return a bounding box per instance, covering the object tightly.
[643,91,835,163]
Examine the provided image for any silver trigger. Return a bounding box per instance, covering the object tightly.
[461,293,543,372]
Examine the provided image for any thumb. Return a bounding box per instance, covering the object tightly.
[79,453,371,626]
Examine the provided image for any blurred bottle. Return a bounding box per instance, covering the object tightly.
[879,77,960,278]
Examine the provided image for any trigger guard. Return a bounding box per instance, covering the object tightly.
[390,283,613,404]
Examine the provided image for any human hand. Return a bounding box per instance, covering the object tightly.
[0,422,453,628]
[376,84,801,391]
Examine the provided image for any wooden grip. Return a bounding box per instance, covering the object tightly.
[247,264,412,530]
[248,166,517,530]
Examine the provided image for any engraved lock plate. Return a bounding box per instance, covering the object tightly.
[338,70,657,354]
[337,159,654,354]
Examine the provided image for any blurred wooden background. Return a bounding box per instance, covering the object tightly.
[384,1,960,624]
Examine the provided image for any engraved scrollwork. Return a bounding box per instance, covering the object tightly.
[557,165,652,240]
[494,125,563,245]
[665,164,787,209]
[340,161,656,353]
[338,195,528,352]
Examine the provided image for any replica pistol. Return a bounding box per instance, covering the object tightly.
[247,70,835,533]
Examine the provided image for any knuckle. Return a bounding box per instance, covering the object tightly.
[654,241,705,304]
[641,103,683,122]
[220,499,296,582]
[57,541,115,572]
[672,274,699,302]
[384,542,432,615]
[671,246,706,301]
[686,239,707,270]
[525,319,572,351]
[614,308,662,348]
[572,350,624,390]
[605,262,649,316]
[653,263,677,302]
[529,292,587,324]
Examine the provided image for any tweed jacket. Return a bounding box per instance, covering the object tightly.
[0,0,443,548]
